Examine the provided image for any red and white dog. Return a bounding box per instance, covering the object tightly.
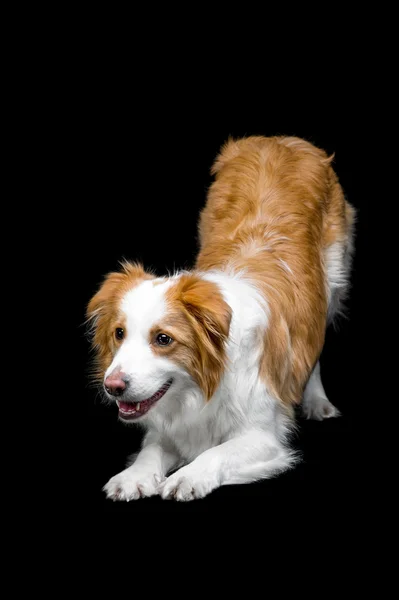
[87,136,355,501]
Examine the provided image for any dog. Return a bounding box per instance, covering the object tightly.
[87,135,355,501]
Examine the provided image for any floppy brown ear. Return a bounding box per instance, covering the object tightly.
[86,271,127,379]
[87,272,125,321]
[180,276,231,341]
[178,275,232,399]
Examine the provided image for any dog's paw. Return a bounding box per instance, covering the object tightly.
[302,395,341,421]
[159,468,216,501]
[103,469,163,501]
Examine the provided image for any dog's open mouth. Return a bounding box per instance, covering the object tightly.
[116,378,173,421]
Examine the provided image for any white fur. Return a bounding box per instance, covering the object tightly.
[103,431,179,501]
[325,239,353,321]
[302,361,340,420]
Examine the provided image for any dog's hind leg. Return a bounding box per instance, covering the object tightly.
[302,361,340,421]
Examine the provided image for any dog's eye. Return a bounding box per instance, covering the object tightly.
[115,328,125,341]
[156,333,173,346]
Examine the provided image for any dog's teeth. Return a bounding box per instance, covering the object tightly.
[137,403,140,410]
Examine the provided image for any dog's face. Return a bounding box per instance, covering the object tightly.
[87,262,231,422]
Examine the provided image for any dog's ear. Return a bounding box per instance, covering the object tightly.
[180,276,231,342]
[87,271,125,321]
[85,271,125,381]
[178,275,232,399]
[87,261,153,322]
[86,270,128,377]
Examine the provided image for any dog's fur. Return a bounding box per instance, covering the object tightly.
[87,135,355,501]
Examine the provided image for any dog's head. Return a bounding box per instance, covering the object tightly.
[87,262,231,423]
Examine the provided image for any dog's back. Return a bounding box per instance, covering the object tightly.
[196,135,355,405]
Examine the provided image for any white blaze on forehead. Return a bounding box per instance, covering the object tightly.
[120,279,172,336]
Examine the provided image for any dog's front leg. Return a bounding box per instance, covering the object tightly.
[103,432,180,501]
[159,429,294,501]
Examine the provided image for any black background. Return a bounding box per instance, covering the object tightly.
[74,94,370,529]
